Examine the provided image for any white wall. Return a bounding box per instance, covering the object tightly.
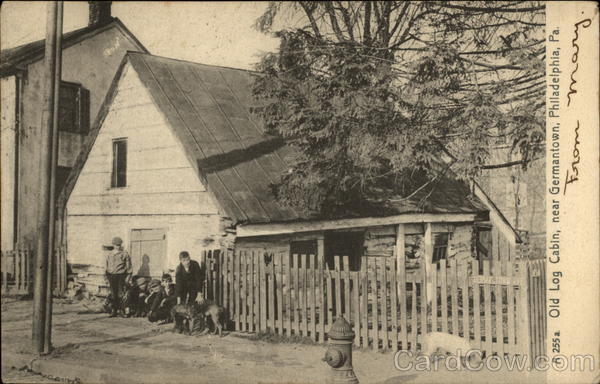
[67,61,222,270]
[1,76,16,250]
[68,214,221,271]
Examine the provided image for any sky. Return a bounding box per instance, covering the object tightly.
[0,1,280,70]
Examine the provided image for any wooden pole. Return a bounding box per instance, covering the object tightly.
[44,0,63,354]
[32,1,59,354]
[32,1,58,354]
[424,223,433,306]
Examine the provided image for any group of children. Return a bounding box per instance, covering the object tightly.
[114,251,205,324]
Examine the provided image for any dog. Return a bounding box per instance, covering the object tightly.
[171,303,205,335]
[196,298,225,336]
[421,332,481,367]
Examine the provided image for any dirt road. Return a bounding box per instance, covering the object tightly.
[2,298,545,383]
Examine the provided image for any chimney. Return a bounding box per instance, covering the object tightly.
[88,1,112,27]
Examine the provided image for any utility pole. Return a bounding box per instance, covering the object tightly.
[44,0,64,355]
[32,0,62,355]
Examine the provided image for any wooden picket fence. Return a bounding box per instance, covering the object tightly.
[203,249,546,361]
[1,249,31,294]
[1,247,68,295]
[54,246,68,295]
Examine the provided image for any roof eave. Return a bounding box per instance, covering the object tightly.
[1,18,148,78]
[236,211,486,238]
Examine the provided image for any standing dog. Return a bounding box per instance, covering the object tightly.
[196,299,225,336]
[421,332,481,367]
[171,303,204,335]
[171,300,225,336]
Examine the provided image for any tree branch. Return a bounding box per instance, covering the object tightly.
[299,1,322,39]
[363,1,372,45]
[323,2,347,42]
[434,3,545,14]
[334,1,355,41]
[481,159,527,169]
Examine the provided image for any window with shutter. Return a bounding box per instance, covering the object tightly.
[58,81,90,134]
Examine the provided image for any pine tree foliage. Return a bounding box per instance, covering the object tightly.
[252,1,545,214]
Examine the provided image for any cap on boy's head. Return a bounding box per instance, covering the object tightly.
[112,237,123,246]
[179,251,190,260]
[149,279,161,289]
[161,273,172,282]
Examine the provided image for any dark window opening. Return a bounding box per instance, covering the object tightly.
[432,233,449,264]
[476,226,492,261]
[111,139,127,188]
[290,240,318,268]
[324,231,363,271]
[58,81,90,134]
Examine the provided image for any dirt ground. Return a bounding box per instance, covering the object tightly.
[1,297,545,384]
[2,367,61,383]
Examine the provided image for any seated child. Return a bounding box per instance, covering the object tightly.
[162,273,176,298]
[134,276,150,317]
[122,275,151,317]
[147,278,176,324]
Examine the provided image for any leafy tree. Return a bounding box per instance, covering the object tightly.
[252,1,545,215]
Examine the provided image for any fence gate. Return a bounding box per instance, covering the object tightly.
[203,249,546,363]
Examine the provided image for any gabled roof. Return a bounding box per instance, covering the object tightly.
[62,51,488,226]
[0,17,147,77]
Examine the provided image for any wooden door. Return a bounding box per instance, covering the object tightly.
[130,229,166,278]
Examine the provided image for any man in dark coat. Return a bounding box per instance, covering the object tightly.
[175,251,204,305]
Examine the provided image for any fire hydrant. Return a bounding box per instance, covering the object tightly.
[323,317,359,384]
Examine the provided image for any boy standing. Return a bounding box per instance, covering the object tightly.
[105,237,132,317]
[175,251,204,305]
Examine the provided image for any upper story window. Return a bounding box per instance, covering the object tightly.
[59,81,90,134]
[111,138,127,188]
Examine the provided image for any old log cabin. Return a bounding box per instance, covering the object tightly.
[61,52,520,292]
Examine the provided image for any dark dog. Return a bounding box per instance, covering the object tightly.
[171,303,204,335]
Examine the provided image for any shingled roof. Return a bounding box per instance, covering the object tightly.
[0,17,147,77]
[63,51,488,225]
